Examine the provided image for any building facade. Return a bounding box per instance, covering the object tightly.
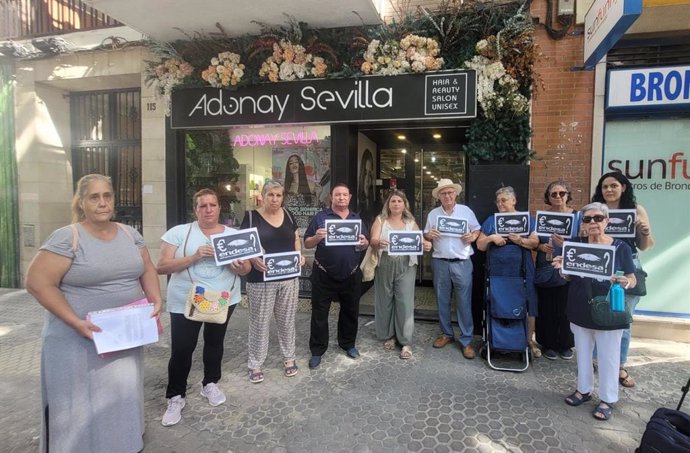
[1,0,688,338]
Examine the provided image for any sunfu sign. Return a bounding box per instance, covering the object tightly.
[584,0,641,68]
[608,66,690,110]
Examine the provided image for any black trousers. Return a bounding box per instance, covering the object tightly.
[309,267,362,356]
[535,285,574,352]
[166,306,236,399]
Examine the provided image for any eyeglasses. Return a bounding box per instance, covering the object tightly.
[550,191,569,198]
[582,215,606,224]
[438,191,456,197]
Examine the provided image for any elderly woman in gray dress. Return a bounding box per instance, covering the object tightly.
[25,174,162,453]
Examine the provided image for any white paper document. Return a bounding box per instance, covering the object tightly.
[88,303,159,354]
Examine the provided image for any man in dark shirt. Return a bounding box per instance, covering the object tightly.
[304,183,369,369]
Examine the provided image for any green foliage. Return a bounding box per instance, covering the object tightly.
[147,0,537,163]
[185,131,240,213]
[463,110,533,164]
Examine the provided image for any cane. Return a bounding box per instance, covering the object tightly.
[677,376,690,411]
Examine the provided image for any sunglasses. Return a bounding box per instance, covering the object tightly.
[582,215,606,224]
[550,191,569,198]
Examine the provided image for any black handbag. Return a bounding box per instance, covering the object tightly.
[626,268,647,297]
[585,279,632,328]
[589,295,633,327]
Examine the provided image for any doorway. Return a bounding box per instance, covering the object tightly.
[359,126,468,284]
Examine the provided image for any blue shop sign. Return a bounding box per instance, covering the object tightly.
[607,65,690,112]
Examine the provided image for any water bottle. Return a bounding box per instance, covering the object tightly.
[545,238,553,262]
[609,271,625,312]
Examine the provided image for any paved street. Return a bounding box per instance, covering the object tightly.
[1,287,689,453]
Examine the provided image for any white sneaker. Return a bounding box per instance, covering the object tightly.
[161,395,185,426]
[200,382,226,407]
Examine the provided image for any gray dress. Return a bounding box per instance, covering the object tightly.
[40,224,147,453]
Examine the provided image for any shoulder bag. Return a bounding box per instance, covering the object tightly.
[360,216,380,282]
[585,275,632,328]
[182,225,237,324]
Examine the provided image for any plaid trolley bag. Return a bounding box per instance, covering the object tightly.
[636,377,690,453]
[481,244,535,372]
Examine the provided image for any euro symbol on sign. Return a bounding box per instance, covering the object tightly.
[566,248,576,262]
[217,239,226,253]
[539,216,546,226]
[498,217,505,227]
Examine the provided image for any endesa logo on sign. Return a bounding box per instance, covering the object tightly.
[607,65,690,109]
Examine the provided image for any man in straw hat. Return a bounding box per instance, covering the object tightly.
[424,179,481,359]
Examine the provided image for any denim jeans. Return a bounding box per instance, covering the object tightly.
[431,258,474,346]
[620,294,641,364]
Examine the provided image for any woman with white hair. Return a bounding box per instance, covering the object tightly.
[553,202,636,421]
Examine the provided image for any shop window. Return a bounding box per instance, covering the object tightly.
[183,125,331,296]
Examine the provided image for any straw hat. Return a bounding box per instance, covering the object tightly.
[432,178,463,199]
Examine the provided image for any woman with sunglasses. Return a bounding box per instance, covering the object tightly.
[592,171,654,388]
[553,202,636,421]
[534,181,579,361]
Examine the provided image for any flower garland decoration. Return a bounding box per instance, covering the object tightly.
[258,39,328,82]
[361,34,444,76]
[145,57,194,115]
[202,51,245,87]
[463,39,528,119]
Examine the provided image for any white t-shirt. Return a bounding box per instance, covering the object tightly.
[424,204,480,260]
[161,221,241,314]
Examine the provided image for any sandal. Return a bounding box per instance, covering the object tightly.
[283,360,299,378]
[400,345,412,360]
[565,390,592,407]
[592,401,614,421]
[383,338,396,351]
[249,369,264,384]
[529,342,542,358]
[619,368,636,388]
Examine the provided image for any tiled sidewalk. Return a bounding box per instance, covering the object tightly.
[1,288,688,452]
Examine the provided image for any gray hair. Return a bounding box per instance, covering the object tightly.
[71,174,113,223]
[261,179,284,198]
[580,202,609,217]
[495,186,516,198]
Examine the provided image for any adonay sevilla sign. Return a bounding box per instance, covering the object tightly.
[584,0,642,68]
[170,70,477,128]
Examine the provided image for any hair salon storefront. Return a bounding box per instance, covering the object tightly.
[166,69,495,301]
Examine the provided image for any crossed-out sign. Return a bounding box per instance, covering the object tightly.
[436,215,468,236]
[325,219,362,246]
[560,241,616,280]
[494,212,530,236]
[605,209,636,238]
[387,230,424,256]
[534,211,575,238]
[263,251,301,281]
[210,227,263,265]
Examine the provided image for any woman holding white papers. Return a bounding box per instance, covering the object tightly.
[158,188,251,427]
[553,202,636,421]
[370,190,431,359]
[25,174,162,453]
[241,181,305,383]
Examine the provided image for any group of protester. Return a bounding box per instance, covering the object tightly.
[24,170,653,452]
